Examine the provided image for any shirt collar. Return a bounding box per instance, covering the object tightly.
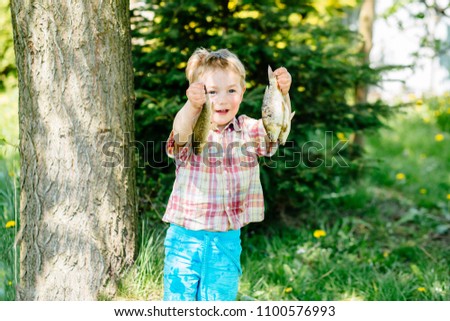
[212,117,241,133]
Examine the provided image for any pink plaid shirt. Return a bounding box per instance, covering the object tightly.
[163,115,277,231]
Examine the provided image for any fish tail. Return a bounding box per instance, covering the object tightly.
[268,65,274,80]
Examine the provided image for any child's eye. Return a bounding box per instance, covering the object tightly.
[208,91,216,95]
[229,89,237,93]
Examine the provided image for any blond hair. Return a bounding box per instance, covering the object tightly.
[185,48,246,88]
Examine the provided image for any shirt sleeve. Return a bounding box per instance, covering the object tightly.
[240,115,278,157]
[166,130,192,163]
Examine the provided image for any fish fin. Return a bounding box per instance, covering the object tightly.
[282,94,292,111]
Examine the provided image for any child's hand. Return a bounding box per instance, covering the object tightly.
[186,82,207,110]
[273,67,292,95]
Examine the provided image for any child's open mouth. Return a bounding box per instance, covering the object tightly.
[215,109,229,115]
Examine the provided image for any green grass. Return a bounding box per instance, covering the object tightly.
[0,88,19,301]
[0,157,19,301]
[365,104,450,209]
[117,225,166,300]
[0,89,19,301]
[116,203,449,301]
[238,217,448,300]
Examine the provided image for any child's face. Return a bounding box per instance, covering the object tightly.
[200,68,245,130]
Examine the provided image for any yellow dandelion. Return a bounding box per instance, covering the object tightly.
[313,229,327,238]
[383,250,390,258]
[8,281,13,286]
[423,117,430,123]
[297,86,305,92]
[5,220,15,228]
[395,173,406,181]
[336,132,346,141]
[447,194,450,200]
[417,287,426,292]
[419,188,427,195]
[284,287,293,293]
[435,133,444,142]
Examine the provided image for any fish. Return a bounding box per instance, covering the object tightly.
[192,87,212,155]
[262,65,294,145]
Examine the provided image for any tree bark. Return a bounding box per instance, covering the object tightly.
[352,0,375,154]
[10,0,136,300]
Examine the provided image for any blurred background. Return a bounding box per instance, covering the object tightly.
[1,0,449,300]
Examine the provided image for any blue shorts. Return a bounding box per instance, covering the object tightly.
[163,224,242,301]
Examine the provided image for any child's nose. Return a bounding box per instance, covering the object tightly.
[214,92,227,105]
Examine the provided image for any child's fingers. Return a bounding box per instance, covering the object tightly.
[187,82,207,108]
[277,76,290,86]
[187,83,206,96]
[274,68,292,95]
[273,67,287,76]
[187,82,205,94]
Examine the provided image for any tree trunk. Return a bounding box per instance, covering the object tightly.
[352,0,375,154]
[10,0,136,300]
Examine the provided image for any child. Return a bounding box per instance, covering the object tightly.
[163,48,292,301]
